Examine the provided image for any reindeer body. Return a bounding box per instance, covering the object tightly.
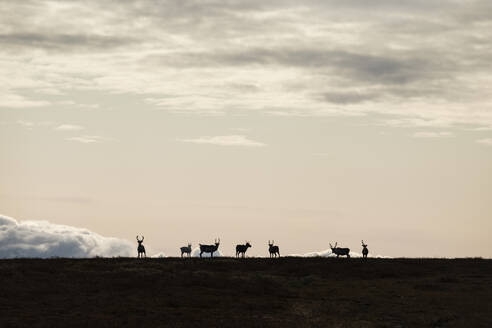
[361,240,369,258]
[180,243,192,258]
[330,242,350,258]
[199,239,220,258]
[235,242,251,258]
[268,240,280,258]
[136,236,146,258]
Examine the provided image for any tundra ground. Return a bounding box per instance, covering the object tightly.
[0,258,491,327]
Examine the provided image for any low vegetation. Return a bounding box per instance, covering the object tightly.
[0,258,491,327]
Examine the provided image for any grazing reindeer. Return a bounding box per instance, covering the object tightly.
[180,243,192,258]
[268,240,280,258]
[361,240,369,258]
[235,241,252,258]
[199,238,220,258]
[136,235,146,258]
[330,242,350,258]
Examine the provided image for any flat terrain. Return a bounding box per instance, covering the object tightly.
[0,258,491,327]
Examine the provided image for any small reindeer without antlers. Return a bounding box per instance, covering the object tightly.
[268,240,280,258]
[236,241,252,258]
[136,235,146,258]
[361,240,369,258]
[180,243,192,258]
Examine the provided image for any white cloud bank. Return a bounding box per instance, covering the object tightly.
[0,214,134,258]
[191,247,223,258]
[289,248,389,259]
[178,135,266,147]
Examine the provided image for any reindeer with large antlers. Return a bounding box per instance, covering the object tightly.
[268,240,280,258]
[136,235,146,258]
[361,240,369,258]
[235,241,252,258]
[180,243,192,258]
[199,238,220,258]
[330,242,350,258]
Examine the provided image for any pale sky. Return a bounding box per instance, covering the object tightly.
[1,0,492,258]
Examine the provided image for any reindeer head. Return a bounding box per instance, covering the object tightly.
[136,235,144,245]
[188,243,192,248]
[329,242,337,251]
[268,240,274,247]
[245,241,251,248]
[361,240,367,248]
[215,238,220,246]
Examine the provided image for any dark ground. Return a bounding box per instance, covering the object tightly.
[0,258,491,328]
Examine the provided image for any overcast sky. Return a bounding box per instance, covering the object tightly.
[1,0,491,257]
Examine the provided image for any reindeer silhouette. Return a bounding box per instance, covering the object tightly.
[180,243,192,258]
[330,242,350,258]
[361,240,369,258]
[268,240,280,258]
[235,241,251,258]
[136,235,146,258]
[199,238,220,258]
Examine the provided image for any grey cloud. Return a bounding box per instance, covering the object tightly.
[320,91,380,105]
[146,48,436,85]
[0,214,134,258]
[0,33,137,52]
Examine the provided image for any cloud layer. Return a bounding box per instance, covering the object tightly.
[1,0,492,130]
[0,214,134,258]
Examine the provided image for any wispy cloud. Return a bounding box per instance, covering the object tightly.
[66,135,108,144]
[0,93,50,109]
[17,120,53,129]
[412,131,452,138]
[472,126,492,131]
[55,124,85,131]
[178,135,266,147]
[229,127,250,132]
[476,138,492,146]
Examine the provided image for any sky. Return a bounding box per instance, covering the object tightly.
[1,0,492,258]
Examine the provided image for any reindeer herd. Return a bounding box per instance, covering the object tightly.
[136,237,370,259]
